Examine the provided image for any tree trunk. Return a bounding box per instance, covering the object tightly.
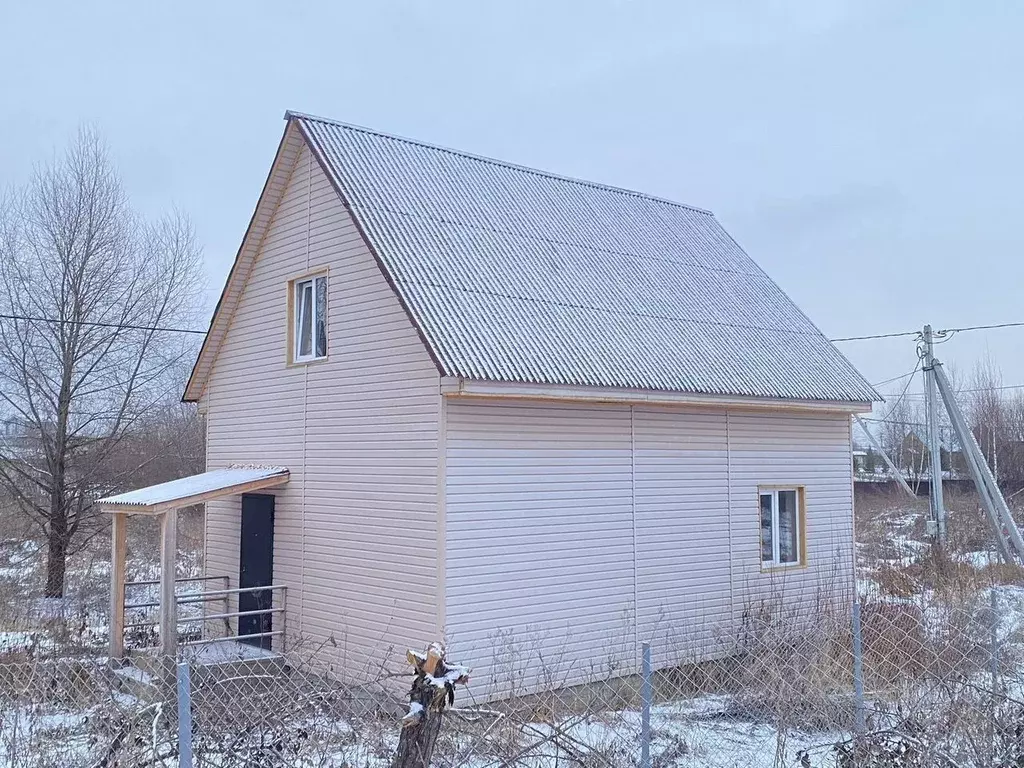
[44,509,69,598]
[392,644,469,768]
[392,710,444,768]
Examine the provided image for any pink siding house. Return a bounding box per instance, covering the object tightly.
[178,112,876,693]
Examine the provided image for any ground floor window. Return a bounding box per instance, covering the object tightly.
[759,487,805,568]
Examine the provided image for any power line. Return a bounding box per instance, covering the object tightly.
[3,308,1024,348]
[878,361,921,421]
[831,320,1024,343]
[830,330,919,342]
[857,416,956,433]
[0,313,206,336]
[858,416,926,427]
[873,370,918,387]
[903,383,1024,397]
[942,320,1024,335]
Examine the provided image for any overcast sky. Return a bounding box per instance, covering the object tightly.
[3,1,1022,407]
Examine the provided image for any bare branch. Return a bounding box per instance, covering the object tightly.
[0,128,204,596]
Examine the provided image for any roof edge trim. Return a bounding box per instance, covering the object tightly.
[292,116,449,377]
[440,377,874,413]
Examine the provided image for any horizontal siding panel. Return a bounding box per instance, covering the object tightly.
[633,407,730,660]
[446,399,855,696]
[445,400,634,698]
[728,410,854,617]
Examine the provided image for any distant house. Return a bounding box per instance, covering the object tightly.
[899,429,936,476]
[852,450,869,474]
[103,112,876,694]
[897,428,965,479]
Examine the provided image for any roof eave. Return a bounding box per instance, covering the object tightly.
[98,469,290,515]
[440,377,874,414]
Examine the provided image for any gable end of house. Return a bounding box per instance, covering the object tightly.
[183,118,445,404]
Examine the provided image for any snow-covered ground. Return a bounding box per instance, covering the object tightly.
[5,498,1024,766]
[0,689,853,768]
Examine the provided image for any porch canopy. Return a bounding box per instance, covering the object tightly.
[98,466,289,659]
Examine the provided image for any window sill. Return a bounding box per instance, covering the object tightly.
[760,561,808,574]
[287,356,329,368]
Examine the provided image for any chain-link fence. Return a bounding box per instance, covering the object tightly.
[0,656,179,766]
[3,571,1023,767]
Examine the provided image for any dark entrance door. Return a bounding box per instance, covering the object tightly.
[238,493,274,649]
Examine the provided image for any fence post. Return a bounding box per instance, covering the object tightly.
[990,587,1000,695]
[852,600,866,736]
[176,660,193,768]
[990,586,1000,768]
[640,641,652,768]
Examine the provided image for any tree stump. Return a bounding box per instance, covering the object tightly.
[392,643,470,768]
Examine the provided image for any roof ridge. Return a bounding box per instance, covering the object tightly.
[284,110,714,216]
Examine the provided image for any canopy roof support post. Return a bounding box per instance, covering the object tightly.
[109,512,127,663]
[159,508,178,656]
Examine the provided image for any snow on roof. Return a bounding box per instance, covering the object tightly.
[98,466,289,514]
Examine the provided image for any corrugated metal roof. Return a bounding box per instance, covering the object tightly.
[98,466,289,513]
[293,112,877,403]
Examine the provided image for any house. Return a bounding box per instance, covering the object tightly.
[897,427,965,479]
[100,112,876,695]
[898,428,937,476]
[852,449,869,474]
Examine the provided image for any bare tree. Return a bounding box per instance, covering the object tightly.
[102,400,205,490]
[0,129,203,597]
[878,396,926,476]
[968,357,1006,481]
[965,357,1024,494]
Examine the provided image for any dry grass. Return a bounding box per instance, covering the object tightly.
[0,505,204,660]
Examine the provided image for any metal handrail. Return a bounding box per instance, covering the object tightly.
[179,584,286,598]
[125,606,283,631]
[123,582,286,652]
[186,630,283,647]
[125,575,227,588]
[125,584,285,611]
[194,606,285,623]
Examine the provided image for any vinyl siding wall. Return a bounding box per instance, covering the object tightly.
[726,409,857,616]
[444,399,854,696]
[444,401,636,696]
[203,139,441,668]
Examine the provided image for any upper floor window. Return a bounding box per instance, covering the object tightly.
[293,274,327,362]
[760,487,804,568]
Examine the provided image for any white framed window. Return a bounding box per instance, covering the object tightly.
[759,487,804,568]
[292,274,328,362]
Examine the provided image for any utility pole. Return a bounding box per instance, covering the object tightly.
[922,325,947,544]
